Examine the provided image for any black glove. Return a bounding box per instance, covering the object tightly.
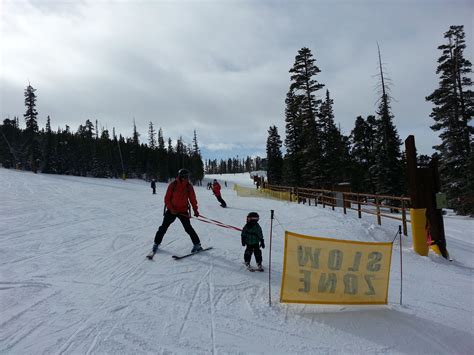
[241,237,246,247]
[260,240,265,249]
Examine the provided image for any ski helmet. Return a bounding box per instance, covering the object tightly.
[246,212,259,223]
[178,169,190,179]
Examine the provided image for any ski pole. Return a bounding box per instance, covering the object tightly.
[269,209,274,307]
[399,225,403,305]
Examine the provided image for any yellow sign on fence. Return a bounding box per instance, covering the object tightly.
[280,231,393,305]
[233,184,295,202]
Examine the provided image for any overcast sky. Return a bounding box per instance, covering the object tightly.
[1,0,472,160]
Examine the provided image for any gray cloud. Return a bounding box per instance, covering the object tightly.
[1,0,472,159]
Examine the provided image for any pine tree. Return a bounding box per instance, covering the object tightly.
[350,115,377,192]
[319,90,346,187]
[0,118,21,168]
[157,128,168,181]
[283,89,304,186]
[127,120,140,177]
[190,130,204,184]
[266,125,283,185]
[132,119,140,145]
[24,84,40,171]
[42,115,57,173]
[287,47,325,187]
[426,25,474,215]
[148,122,157,149]
[24,84,39,134]
[373,45,403,196]
[167,137,177,178]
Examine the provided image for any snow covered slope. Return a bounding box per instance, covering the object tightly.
[0,168,472,354]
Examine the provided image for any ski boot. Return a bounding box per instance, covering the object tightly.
[146,243,159,260]
[256,263,264,272]
[191,243,203,253]
[245,262,252,270]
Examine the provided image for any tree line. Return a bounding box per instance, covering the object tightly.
[205,156,265,175]
[1,26,471,215]
[0,88,205,184]
[265,25,472,215]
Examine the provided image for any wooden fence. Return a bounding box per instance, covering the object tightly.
[266,184,411,236]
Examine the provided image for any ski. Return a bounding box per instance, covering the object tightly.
[248,267,264,272]
[146,252,156,260]
[172,247,213,260]
[244,263,264,272]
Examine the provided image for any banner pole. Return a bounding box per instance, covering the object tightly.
[269,210,274,307]
[399,225,403,305]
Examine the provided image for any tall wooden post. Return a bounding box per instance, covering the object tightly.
[405,135,448,259]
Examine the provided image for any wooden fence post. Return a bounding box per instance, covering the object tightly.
[376,195,382,225]
[357,194,362,218]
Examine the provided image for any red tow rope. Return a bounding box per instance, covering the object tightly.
[196,215,242,232]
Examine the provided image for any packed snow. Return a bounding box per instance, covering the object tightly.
[0,168,473,354]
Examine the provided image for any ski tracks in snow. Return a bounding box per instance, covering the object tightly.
[56,255,148,354]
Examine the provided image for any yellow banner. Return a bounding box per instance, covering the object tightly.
[280,231,393,305]
[233,184,296,202]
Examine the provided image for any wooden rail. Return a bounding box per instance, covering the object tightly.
[266,185,411,236]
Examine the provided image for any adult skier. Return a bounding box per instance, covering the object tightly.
[147,169,202,259]
[150,178,157,194]
[212,179,227,208]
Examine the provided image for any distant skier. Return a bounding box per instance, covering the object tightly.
[241,212,265,271]
[151,178,157,194]
[212,179,227,207]
[147,169,202,259]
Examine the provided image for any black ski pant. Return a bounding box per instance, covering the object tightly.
[215,194,227,207]
[154,210,201,245]
[244,244,262,264]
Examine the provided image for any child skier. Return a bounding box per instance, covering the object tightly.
[241,212,265,272]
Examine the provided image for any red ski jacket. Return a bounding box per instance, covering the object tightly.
[212,182,222,197]
[164,178,198,214]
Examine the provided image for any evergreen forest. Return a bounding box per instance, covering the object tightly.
[1,26,472,215]
[265,25,472,215]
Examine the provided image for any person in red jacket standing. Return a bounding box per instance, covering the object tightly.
[212,179,227,208]
[147,169,202,259]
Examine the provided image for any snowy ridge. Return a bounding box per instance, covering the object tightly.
[0,168,473,354]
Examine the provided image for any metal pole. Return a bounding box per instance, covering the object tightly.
[269,209,274,307]
[116,138,125,179]
[399,225,403,305]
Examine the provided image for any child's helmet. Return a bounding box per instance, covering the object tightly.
[247,212,259,223]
